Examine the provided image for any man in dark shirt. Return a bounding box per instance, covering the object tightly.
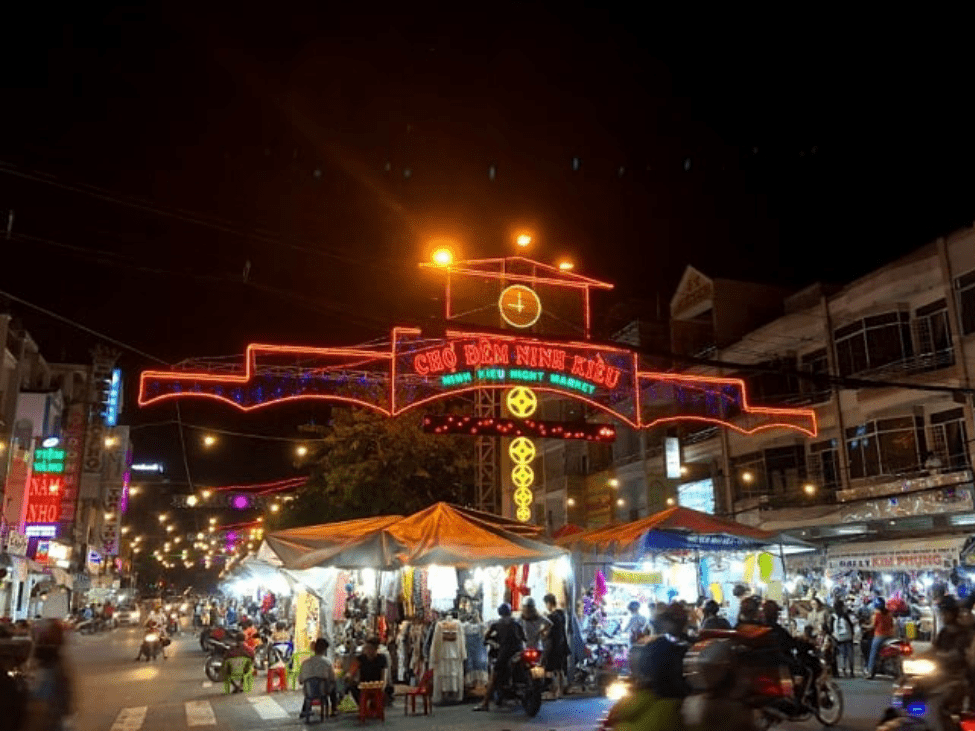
[700,600,732,631]
[350,637,388,704]
[475,603,526,711]
[637,602,691,699]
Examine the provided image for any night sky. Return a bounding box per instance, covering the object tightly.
[1,6,972,487]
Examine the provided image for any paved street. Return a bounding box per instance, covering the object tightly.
[66,627,898,731]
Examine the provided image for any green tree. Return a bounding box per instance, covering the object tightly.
[274,408,474,528]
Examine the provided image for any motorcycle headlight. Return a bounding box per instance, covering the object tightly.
[605,680,629,701]
[902,658,936,676]
[145,633,159,643]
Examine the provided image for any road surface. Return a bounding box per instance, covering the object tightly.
[64,627,896,730]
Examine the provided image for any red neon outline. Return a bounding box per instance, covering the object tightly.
[139,329,818,437]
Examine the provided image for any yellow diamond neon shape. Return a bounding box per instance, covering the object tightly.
[508,437,536,465]
[511,464,535,489]
[514,486,533,507]
[506,387,538,419]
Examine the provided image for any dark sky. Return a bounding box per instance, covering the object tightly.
[1,5,972,483]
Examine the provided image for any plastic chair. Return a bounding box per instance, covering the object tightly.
[288,650,313,690]
[404,669,434,716]
[224,656,254,694]
[358,682,385,724]
[266,665,287,692]
[301,678,330,722]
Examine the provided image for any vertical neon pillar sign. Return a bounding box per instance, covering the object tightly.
[506,386,539,522]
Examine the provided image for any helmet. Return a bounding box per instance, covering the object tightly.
[684,638,734,691]
[497,603,512,617]
[874,597,886,610]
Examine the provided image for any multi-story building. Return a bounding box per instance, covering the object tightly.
[0,316,128,618]
[546,226,975,553]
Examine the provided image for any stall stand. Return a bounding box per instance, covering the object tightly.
[260,503,571,705]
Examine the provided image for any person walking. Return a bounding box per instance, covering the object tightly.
[543,594,569,698]
[829,599,856,678]
[865,597,896,679]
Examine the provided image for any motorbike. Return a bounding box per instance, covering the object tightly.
[878,652,975,731]
[204,639,230,682]
[167,611,180,636]
[486,643,546,717]
[200,625,228,652]
[139,628,164,662]
[871,638,913,679]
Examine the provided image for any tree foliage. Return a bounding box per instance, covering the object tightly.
[274,408,475,528]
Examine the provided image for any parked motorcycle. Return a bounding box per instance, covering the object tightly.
[877,653,975,730]
[872,638,913,679]
[200,625,228,652]
[486,644,546,717]
[204,639,230,682]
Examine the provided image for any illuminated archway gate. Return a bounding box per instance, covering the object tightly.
[139,256,818,521]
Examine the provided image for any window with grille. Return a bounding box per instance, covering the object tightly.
[845,416,924,479]
[834,312,913,375]
[957,270,975,335]
[799,348,831,403]
[912,299,954,371]
[808,439,840,492]
[930,408,970,472]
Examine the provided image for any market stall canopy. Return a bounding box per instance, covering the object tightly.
[551,524,585,539]
[262,515,404,569]
[278,502,567,570]
[556,506,788,558]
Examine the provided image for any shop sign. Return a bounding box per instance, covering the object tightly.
[104,369,121,426]
[33,447,66,474]
[35,541,50,563]
[665,437,681,479]
[24,474,64,525]
[827,539,963,572]
[87,550,103,574]
[678,479,715,515]
[60,402,86,524]
[610,568,663,585]
[5,530,29,557]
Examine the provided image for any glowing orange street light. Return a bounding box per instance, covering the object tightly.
[558,260,574,271]
[516,234,532,247]
[431,248,454,266]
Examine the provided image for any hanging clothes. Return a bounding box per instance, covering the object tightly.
[506,565,530,611]
[463,621,489,687]
[428,565,459,613]
[402,568,415,618]
[430,617,466,703]
[481,567,506,617]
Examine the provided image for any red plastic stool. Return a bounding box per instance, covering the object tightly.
[358,686,385,724]
[266,666,287,692]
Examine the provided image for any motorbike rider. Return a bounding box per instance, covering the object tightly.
[762,599,815,701]
[735,596,763,629]
[921,595,972,731]
[474,603,527,711]
[683,637,759,731]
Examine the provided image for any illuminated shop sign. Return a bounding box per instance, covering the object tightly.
[25,474,64,524]
[25,524,58,538]
[104,369,122,426]
[33,447,67,474]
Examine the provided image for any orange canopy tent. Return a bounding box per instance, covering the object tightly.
[555,506,779,559]
[264,503,562,570]
[260,515,404,568]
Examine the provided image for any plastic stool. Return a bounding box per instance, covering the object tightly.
[266,666,287,692]
[358,686,385,724]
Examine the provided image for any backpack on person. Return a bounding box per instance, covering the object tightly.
[833,613,852,642]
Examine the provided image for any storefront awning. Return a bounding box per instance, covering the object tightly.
[826,536,968,572]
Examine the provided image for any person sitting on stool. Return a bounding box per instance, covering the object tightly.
[349,637,388,704]
[299,638,337,721]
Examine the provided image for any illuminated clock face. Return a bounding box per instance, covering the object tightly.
[498,285,542,328]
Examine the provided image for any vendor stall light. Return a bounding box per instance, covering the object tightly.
[608,478,620,488]
[361,568,377,589]
[803,483,816,496]
[883,574,894,583]
[666,497,675,506]
[922,576,934,588]
[616,498,625,507]
[201,489,212,499]
[186,495,199,506]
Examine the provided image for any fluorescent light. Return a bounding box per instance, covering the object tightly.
[951,514,975,526]
[833,524,867,535]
